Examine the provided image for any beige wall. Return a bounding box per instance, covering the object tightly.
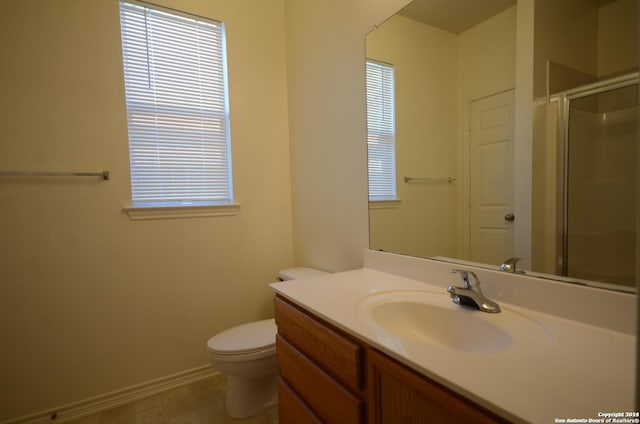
[367,15,459,259]
[0,0,292,420]
[533,0,599,98]
[536,0,638,94]
[597,0,638,77]
[457,6,517,101]
[458,6,518,257]
[284,0,412,272]
[366,7,516,260]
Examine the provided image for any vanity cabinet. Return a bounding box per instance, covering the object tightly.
[274,296,366,423]
[274,295,511,424]
[368,349,509,424]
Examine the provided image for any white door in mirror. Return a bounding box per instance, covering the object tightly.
[469,90,515,264]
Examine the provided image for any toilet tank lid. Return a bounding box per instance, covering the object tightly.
[278,267,328,281]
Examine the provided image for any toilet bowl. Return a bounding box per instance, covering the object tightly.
[206,267,327,418]
[207,319,278,418]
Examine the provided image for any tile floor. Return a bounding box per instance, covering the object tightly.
[66,374,278,424]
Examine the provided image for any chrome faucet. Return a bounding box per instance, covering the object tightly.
[499,257,523,274]
[447,269,501,313]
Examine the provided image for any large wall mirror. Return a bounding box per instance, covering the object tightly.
[366,0,638,292]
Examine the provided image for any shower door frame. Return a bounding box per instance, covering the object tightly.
[553,71,639,281]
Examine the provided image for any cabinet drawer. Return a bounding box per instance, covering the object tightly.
[277,335,364,424]
[274,296,364,391]
[277,377,322,424]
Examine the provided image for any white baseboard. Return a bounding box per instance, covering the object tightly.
[1,365,219,424]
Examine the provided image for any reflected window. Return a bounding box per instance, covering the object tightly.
[366,60,397,201]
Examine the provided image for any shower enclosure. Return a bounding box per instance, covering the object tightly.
[557,73,638,289]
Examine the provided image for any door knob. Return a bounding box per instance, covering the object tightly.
[504,213,515,222]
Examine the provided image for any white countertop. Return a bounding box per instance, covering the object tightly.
[271,266,636,424]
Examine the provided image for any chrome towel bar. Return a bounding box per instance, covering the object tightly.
[0,170,110,180]
[404,176,456,184]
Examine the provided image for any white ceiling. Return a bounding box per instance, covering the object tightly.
[397,0,619,34]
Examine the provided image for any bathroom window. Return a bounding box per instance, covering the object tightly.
[366,60,397,202]
[119,1,236,216]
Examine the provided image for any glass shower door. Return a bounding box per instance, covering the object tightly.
[565,82,637,288]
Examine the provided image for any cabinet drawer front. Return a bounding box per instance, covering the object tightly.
[274,296,364,390]
[277,336,364,424]
[277,377,323,424]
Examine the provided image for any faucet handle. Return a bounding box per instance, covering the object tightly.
[499,257,522,273]
[450,269,479,289]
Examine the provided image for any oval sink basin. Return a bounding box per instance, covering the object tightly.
[358,290,549,353]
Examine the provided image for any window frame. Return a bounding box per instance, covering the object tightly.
[366,59,398,204]
[119,1,239,219]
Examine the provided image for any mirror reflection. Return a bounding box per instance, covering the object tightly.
[366,0,638,292]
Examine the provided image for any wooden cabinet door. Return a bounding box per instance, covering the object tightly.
[368,349,510,424]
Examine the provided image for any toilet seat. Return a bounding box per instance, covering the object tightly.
[207,318,276,356]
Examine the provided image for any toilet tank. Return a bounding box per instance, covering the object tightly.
[278,267,327,281]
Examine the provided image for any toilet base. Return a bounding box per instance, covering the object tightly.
[225,372,278,418]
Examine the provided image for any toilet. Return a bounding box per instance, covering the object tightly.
[206,267,327,418]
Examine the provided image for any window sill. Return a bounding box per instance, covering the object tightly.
[123,203,241,220]
[369,199,401,209]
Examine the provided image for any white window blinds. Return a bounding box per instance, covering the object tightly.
[119,1,233,207]
[366,60,397,201]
